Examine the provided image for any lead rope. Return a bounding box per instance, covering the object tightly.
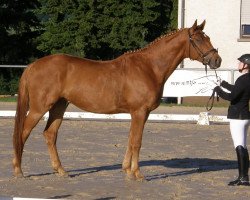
[206,87,219,111]
[205,66,220,111]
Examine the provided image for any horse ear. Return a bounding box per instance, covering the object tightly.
[191,20,198,30]
[197,20,206,30]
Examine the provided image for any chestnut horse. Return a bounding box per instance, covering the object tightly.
[13,20,221,180]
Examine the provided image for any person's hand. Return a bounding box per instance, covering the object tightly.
[213,85,221,93]
[220,80,228,87]
[213,76,221,86]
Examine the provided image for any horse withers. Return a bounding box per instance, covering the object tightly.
[13,20,221,180]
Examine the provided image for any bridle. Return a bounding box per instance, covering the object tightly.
[188,28,218,71]
[188,28,220,111]
[188,28,219,85]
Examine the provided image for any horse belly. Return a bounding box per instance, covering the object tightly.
[64,86,126,114]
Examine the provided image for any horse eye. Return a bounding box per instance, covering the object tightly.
[196,36,203,42]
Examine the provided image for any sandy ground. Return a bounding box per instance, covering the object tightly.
[1,103,250,199]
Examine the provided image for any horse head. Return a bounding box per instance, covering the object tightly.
[188,20,221,69]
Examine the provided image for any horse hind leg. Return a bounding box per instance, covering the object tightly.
[43,98,68,176]
[13,111,45,177]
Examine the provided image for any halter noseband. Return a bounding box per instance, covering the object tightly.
[188,28,218,66]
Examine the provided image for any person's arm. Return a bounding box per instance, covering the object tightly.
[220,80,234,91]
[214,77,245,102]
[214,86,231,101]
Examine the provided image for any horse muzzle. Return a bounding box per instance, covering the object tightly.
[208,55,222,69]
[203,51,222,69]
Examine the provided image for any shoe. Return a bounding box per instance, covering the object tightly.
[228,176,250,186]
[228,146,250,186]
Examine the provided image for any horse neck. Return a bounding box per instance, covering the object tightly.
[145,29,189,83]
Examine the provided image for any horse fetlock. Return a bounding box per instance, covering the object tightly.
[12,157,18,167]
[51,160,61,170]
[122,161,131,170]
[123,166,131,174]
[13,158,23,178]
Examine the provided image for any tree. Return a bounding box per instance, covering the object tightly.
[0,0,42,64]
[0,0,42,94]
[36,0,177,60]
[93,0,160,59]
[170,0,178,29]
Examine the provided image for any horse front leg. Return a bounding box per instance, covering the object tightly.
[122,109,149,181]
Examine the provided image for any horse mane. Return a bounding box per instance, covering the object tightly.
[124,28,185,55]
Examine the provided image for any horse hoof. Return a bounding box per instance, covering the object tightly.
[136,176,145,182]
[57,169,69,177]
[14,168,24,178]
[125,173,136,181]
[135,172,145,182]
[125,171,145,181]
[14,172,24,178]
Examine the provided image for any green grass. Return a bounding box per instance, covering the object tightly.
[0,96,17,102]
[160,102,229,108]
[0,96,228,107]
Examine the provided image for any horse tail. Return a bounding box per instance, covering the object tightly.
[13,68,29,163]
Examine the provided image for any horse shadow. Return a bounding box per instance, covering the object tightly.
[26,158,237,180]
[67,157,237,180]
[141,158,237,181]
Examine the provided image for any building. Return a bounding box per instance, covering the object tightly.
[178,0,250,69]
